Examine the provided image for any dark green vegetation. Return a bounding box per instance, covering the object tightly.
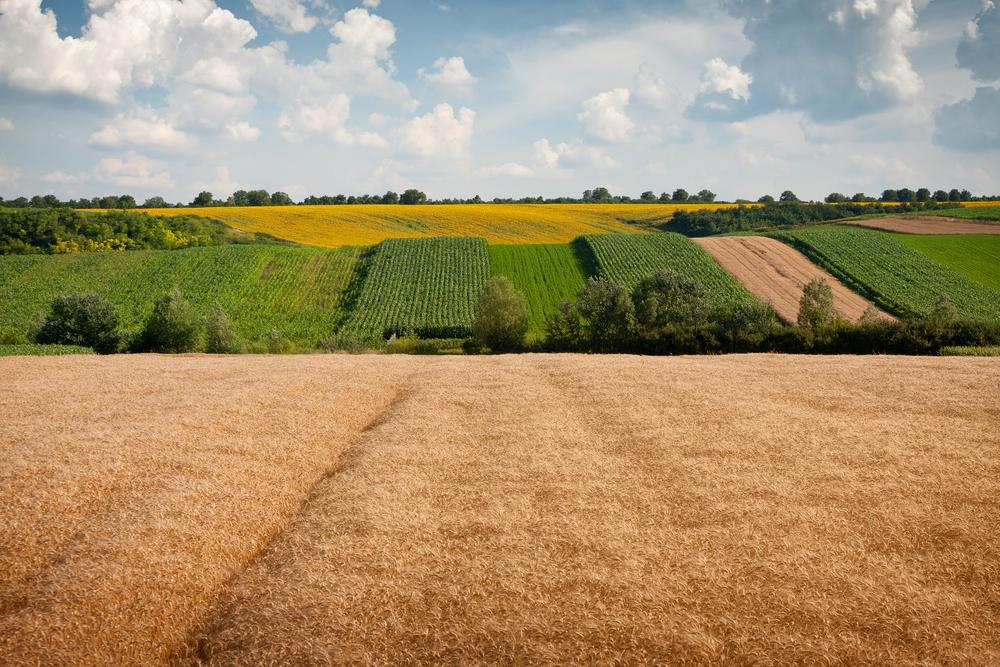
[35,292,124,353]
[0,208,268,254]
[668,201,950,237]
[0,245,363,346]
[472,277,530,353]
[892,234,1000,293]
[584,233,751,308]
[926,206,1000,221]
[489,244,589,335]
[0,344,95,356]
[345,237,490,338]
[939,346,1000,357]
[773,226,1000,321]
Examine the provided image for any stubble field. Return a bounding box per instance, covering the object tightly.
[2,354,999,665]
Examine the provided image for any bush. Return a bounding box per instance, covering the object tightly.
[137,288,201,353]
[34,292,124,354]
[204,304,243,354]
[633,269,712,334]
[473,277,529,352]
[798,278,838,329]
[576,278,636,352]
[0,326,26,345]
[266,327,294,354]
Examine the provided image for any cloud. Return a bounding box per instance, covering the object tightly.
[689,0,924,122]
[0,164,21,185]
[396,103,475,158]
[362,0,380,7]
[418,56,478,94]
[194,167,245,195]
[224,121,261,142]
[532,138,620,173]
[278,96,388,147]
[480,162,535,178]
[634,64,675,111]
[93,152,173,188]
[956,1,1000,81]
[578,88,634,142]
[249,0,318,33]
[41,170,81,184]
[0,117,13,131]
[88,108,195,151]
[934,86,1000,151]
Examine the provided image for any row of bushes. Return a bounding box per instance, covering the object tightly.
[667,201,953,237]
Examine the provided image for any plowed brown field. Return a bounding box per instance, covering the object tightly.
[843,217,1000,234]
[693,236,890,322]
[2,354,999,665]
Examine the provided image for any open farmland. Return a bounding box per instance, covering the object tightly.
[585,232,752,308]
[693,236,890,323]
[774,225,1000,321]
[893,234,1000,293]
[0,245,362,344]
[2,354,1000,664]
[844,217,1000,235]
[138,204,740,247]
[489,243,590,334]
[928,205,1000,221]
[345,236,490,338]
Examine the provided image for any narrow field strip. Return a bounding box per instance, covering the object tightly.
[842,217,1000,235]
[693,236,891,323]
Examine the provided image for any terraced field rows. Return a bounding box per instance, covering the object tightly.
[345,236,490,338]
[773,226,1000,321]
[584,233,753,308]
[489,244,590,334]
[892,234,1000,293]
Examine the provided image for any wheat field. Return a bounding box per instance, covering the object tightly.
[140,204,740,247]
[2,354,999,665]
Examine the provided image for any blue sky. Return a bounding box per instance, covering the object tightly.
[0,0,998,202]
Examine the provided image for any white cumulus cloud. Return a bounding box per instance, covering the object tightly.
[418,56,478,94]
[278,96,388,148]
[249,0,318,34]
[93,152,174,188]
[699,58,752,101]
[88,108,195,151]
[578,88,634,143]
[224,121,261,142]
[396,103,475,159]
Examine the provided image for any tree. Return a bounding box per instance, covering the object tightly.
[100,195,119,209]
[929,294,957,323]
[948,188,961,202]
[473,277,529,353]
[933,190,949,202]
[143,196,167,208]
[42,194,61,208]
[758,194,776,204]
[916,188,931,203]
[825,193,847,203]
[138,288,201,353]
[640,191,657,202]
[798,278,837,329]
[205,304,243,354]
[960,189,972,201]
[591,186,611,201]
[232,190,250,206]
[658,192,671,203]
[896,188,916,203]
[671,188,689,202]
[880,189,899,202]
[582,189,593,201]
[575,278,636,351]
[696,189,716,203]
[400,189,427,205]
[632,269,711,335]
[779,190,799,203]
[191,191,214,207]
[382,191,400,204]
[117,195,136,209]
[851,192,868,202]
[35,292,123,354]
[270,191,293,206]
[247,190,271,206]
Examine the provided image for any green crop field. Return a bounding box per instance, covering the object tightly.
[773,226,1000,321]
[0,344,95,356]
[892,234,1000,293]
[583,233,752,308]
[928,206,1000,221]
[345,236,490,338]
[0,245,363,345]
[489,244,590,335]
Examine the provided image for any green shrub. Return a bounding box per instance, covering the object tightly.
[798,278,838,329]
[137,288,201,353]
[473,277,529,353]
[266,327,294,354]
[205,304,243,354]
[34,292,124,354]
[0,326,26,345]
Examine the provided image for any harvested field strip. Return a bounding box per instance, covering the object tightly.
[4,355,1000,664]
[843,217,1000,235]
[693,236,891,323]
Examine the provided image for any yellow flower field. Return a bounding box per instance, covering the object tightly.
[140,203,742,247]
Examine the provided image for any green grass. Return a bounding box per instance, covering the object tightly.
[489,244,589,335]
[773,225,1000,321]
[345,237,490,338]
[0,245,363,345]
[0,344,95,356]
[891,234,1000,293]
[583,232,753,308]
[926,206,1000,221]
[939,346,1000,357]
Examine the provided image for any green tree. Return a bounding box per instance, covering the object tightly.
[696,189,716,203]
[758,194,776,204]
[929,294,957,323]
[143,196,167,208]
[640,190,657,202]
[779,190,799,203]
[138,288,201,353]
[382,191,400,204]
[400,189,427,205]
[916,188,931,202]
[897,188,916,203]
[825,192,847,203]
[473,277,529,353]
[672,188,689,202]
[205,304,243,354]
[933,190,949,202]
[948,188,961,202]
[232,190,250,206]
[35,292,123,354]
[576,278,635,351]
[797,278,837,329]
[591,186,611,201]
[117,195,137,209]
[247,190,272,206]
[191,191,214,207]
[270,191,293,206]
[632,269,711,336]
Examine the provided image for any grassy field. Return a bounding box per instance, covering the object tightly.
[892,234,1000,293]
[0,245,363,345]
[930,205,1000,220]
[0,343,94,356]
[345,236,490,338]
[3,354,999,664]
[774,226,1000,320]
[584,232,752,308]
[138,204,741,247]
[489,243,590,334]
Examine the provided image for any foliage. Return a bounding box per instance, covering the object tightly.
[383,332,466,355]
[0,208,248,254]
[472,277,529,352]
[345,237,490,338]
[797,278,838,329]
[583,232,752,308]
[137,289,202,353]
[549,278,636,353]
[0,343,95,356]
[34,292,124,354]
[488,243,589,334]
[939,345,1000,356]
[773,225,1000,321]
[205,304,243,354]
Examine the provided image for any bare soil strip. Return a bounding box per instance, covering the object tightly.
[842,217,1000,235]
[3,355,1000,665]
[693,236,891,322]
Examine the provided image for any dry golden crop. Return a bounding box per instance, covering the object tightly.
[139,203,741,247]
[3,354,1000,665]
